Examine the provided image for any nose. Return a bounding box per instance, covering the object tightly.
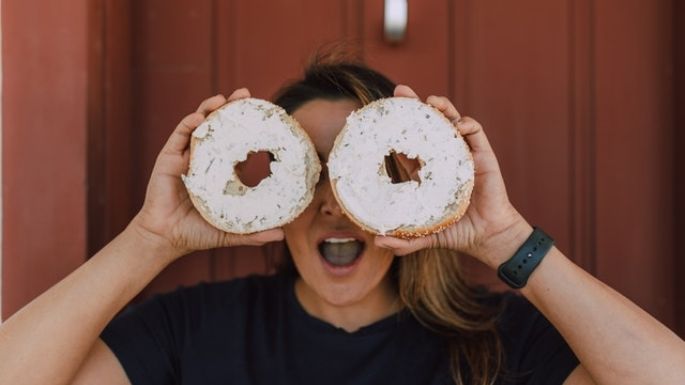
[319,183,344,217]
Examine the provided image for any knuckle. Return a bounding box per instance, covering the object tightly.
[428,96,454,111]
[183,112,203,126]
[181,113,195,124]
[198,99,210,110]
[468,118,483,129]
[459,116,480,129]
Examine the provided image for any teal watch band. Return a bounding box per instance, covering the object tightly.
[497,227,554,289]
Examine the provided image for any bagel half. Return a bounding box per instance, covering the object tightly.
[327,97,474,238]
[182,98,321,234]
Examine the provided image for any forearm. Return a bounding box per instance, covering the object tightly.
[489,221,685,385]
[524,248,685,384]
[0,222,177,385]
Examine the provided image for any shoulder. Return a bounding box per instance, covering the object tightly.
[482,291,556,348]
[473,290,547,330]
[100,274,291,384]
[486,291,579,384]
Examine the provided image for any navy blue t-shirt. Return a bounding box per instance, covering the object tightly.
[101,274,578,385]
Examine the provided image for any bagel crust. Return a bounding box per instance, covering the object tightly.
[182,98,321,234]
[327,97,475,238]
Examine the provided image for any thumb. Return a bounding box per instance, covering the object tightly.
[374,235,434,256]
[219,228,285,248]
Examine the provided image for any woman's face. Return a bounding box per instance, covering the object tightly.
[283,99,396,309]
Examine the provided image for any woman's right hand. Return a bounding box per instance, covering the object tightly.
[130,88,284,260]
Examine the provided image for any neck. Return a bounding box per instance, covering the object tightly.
[294,276,400,333]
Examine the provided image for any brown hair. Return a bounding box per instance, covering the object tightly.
[273,52,504,385]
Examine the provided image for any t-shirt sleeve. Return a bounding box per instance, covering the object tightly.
[497,293,580,385]
[100,284,207,385]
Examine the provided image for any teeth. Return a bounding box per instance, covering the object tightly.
[324,237,356,244]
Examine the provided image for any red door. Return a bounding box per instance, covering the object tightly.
[3,0,683,337]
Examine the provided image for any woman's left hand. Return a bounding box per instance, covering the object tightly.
[374,85,532,268]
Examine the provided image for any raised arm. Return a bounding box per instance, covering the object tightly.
[0,89,284,385]
[376,85,685,385]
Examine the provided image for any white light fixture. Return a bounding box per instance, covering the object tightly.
[384,0,408,43]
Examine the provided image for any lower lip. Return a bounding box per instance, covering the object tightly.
[319,249,364,277]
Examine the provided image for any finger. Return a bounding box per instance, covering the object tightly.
[394,84,419,98]
[223,228,285,247]
[455,117,495,154]
[374,235,434,256]
[162,112,205,155]
[247,228,285,245]
[166,88,252,156]
[426,95,461,122]
[226,87,251,102]
[196,94,228,116]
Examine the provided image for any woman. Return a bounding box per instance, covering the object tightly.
[0,59,684,385]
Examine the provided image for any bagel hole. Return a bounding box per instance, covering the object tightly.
[384,151,422,184]
[235,151,275,187]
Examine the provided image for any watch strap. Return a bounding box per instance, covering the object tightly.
[497,227,554,289]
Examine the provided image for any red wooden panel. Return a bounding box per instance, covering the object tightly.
[448,0,572,287]
[568,0,597,274]
[361,0,450,98]
[457,0,572,249]
[594,0,675,326]
[131,0,216,296]
[103,0,136,245]
[675,0,685,337]
[88,0,107,255]
[2,0,89,318]
[88,0,135,256]
[229,0,352,99]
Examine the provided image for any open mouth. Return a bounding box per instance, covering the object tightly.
[318,237,365,267]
